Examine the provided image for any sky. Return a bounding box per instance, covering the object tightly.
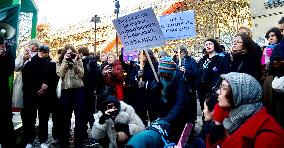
[34,0,150,28]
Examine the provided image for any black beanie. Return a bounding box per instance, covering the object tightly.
[100,95,120,112]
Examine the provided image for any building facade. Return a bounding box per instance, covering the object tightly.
[251,0,284,46]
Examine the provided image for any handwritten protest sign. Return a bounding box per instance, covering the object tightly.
[113,8,165,51]
[160,10,196,40]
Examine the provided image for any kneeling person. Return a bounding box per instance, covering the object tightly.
[91,95,145,147]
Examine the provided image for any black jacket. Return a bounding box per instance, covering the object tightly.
[22,55,58,100]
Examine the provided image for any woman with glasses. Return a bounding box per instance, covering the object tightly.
[230,33,261,81]
[206,72,284,148]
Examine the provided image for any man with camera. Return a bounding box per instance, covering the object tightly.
[91,95,145,148]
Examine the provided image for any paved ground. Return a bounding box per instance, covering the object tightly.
[6,99,203,148]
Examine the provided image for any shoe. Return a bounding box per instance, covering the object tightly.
[25,143,33,148]
[40,143,49,148]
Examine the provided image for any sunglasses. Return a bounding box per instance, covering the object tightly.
[106,103,115,110]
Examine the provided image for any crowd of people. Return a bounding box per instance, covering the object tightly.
[1,14,284,148]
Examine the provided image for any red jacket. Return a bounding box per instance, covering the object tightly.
[207,108,284,148]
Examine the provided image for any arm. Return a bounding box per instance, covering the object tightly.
[254,131,284,147]
[15,50,25,71]
[0,47,15,77]
[91,112,108,140]
[73,59,84,78]
[163,75,191,124]
[125,104,145,135]
[56,60,69,78]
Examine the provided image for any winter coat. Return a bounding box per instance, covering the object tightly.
[56,58,84,89]
[91,101,145,148]
[0,46,14,105]
[102,60,124,100]
[22,55,58,102]
[269,39,284,77]
[206,108,284,148]
[150,71,191,142]
[231,53,261,81]
[198,53,230,96]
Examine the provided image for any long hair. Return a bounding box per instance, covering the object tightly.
[58,44,77,63]
[140,49,158,64]
[235,33,255,54]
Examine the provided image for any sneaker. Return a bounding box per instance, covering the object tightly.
[40,143,49,148]
[25,143,33,148]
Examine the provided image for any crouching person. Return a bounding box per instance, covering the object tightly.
[91,95,145,147]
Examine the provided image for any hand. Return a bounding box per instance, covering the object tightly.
[117,132,129,142]
[138,81,145,88]
[37,88,45,96]
[41,83,48,90]
[137,70,144,79]
[179,66,186,72]
[0,49,5,56]
[23,50,30,62]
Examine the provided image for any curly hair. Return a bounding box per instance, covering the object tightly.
[205,38,223,53]
[58,44,77,63]
[265,27,283,43]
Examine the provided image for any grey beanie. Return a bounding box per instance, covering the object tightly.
[220,72,262,108]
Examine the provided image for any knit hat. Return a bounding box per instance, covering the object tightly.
[100,95,120,112]
[158,56,177,74]
[220,72,263,134]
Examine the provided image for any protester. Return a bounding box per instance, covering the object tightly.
[102,52,124,100]
[238,26,263,64]
[206,72,284,148]
[78,47,101,129]
[267,17,284,128]
[22,45,58,148]
[230,33,261,81]
[198,38,230,111]
[126,56,191,148]
[91,95,145,147]
[178,46,199,124]
[126,49,159,125]
[56,44,86,148]
[0,27,16,148]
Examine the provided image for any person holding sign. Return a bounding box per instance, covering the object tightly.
[126,49,159,126]
[177,46,199,124]
[126,56,192,148]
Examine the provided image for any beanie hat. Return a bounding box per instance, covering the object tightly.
[158,56,177,74]
[101,95,120,112]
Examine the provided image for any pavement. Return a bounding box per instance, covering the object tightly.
[5,99,203,148]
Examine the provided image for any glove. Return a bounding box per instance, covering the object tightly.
[137,70,144,79]
[99,113,110,124]
[213,104,230,124]
[138,81,145,88]
[114,123,130,137]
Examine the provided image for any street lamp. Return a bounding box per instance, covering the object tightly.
[114,0,120,56]
[90,15,100,56]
